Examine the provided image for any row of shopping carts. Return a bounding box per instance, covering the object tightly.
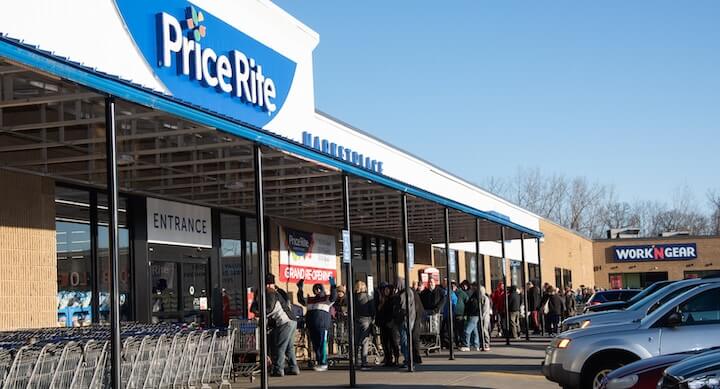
[0,323,236,389]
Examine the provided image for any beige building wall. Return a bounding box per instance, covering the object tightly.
[593,236,720,289]
[0,170,57,330]
[538,219,594,290]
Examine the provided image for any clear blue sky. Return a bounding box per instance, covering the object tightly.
[274,0,720,207]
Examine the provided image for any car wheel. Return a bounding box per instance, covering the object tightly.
[582,360,624,389]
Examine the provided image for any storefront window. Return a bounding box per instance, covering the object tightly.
[220,213,244,320]
[528,263,540,286]
[56,187,92,327]
[562,269,573,289]
[245,218,259,307]
[685,270,720,279]
[490,256,503,290]
[97,195,132,323]
[56,186,133,327]
[609,272,669,289]
[510,260,522,287]
[554,267,563,289]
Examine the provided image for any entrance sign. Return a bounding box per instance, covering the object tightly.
[614,243,697,262]
[146,197,212,248]
[279,227,337,283]
[114,0,297,128]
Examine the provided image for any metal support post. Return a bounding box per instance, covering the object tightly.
[521,234,531,341]
[104,96,121,389]
[475,219,486,350]
[500,227,511,346]
[537,237,545,336]
[342,174,357,386]
[253,145,269,389]
[401,194,415,371]
[444,208,455,360]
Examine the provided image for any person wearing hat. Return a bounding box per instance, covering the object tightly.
[251,273,299,377]
[297,276,337,371]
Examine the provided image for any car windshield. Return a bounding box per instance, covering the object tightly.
[627,281,689,312]
[624,281,672,307]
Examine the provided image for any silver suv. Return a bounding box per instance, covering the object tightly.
[562,277,720,332]
[543,283,720,389]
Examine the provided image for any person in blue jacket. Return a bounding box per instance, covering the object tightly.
[297,276,337,371]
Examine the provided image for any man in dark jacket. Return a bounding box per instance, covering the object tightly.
[546,287,565,335]
[507,285,522,339]
[420,278,446,314]
[563,287,576,319]
[250,273,299,377]
[526,282,541,334]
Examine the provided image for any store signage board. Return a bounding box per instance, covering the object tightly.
[407,243,415,269]
[302,131,384,174]
[614,243,697,262]
[279,227,337,283]
[342,230,351,264]
[449,250,457,274]
[114,0,296,129]
[146,197,212,248]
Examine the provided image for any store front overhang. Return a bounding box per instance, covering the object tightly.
[0,37,541,243]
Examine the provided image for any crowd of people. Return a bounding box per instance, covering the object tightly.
[251,272,590,376]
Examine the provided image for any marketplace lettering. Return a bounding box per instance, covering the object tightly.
[614,243,697,262]
[302,131,384,174]
[159,12,277,112]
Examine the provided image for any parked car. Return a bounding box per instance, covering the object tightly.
[562,277,720,332]
[584,281,674,314]
[543,282,720,389]
[599,347,720,389]
[657,349,720,389]
[585,289,642,308]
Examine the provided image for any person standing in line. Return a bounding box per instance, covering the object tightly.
[563,287,576,319]
[490,282,506,337]
[251,273,299,377]
[376,283,399,367]
[545,287,565,335]
[353,280,375,370]
[478,285,492,351]
[296,276,337,371]
[394,277,423,369]
[507,285,522,339]
[420,278,446,314]
[451,281,468,348]
[526,282,541,334]
[460,283,480,351]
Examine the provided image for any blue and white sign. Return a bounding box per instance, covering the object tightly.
[614,243,698,262]
[114,0,296,129]
[407,243,415,270]
[342,229,351,264]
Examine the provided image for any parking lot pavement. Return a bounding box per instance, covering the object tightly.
[232,338,558,389]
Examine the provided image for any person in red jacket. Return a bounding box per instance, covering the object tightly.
[490,282,506,337]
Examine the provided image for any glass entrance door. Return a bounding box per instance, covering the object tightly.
[150,256,210,325]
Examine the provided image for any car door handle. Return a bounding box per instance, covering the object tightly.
[648,337,653,342]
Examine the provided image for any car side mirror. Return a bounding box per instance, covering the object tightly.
[665,312,682,327]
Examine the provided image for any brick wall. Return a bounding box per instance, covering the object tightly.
[0,170,57,330]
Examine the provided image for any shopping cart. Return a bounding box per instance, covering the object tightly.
[417,312,441,356]
[228,319,259,382]
[327,317,349,367]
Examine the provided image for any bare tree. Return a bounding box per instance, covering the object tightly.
[709,189,720,235]
[485,169,716,238]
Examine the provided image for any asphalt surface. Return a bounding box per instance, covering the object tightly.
[231,337,559,389]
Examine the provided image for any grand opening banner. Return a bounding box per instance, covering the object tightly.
[279,227,337,283]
